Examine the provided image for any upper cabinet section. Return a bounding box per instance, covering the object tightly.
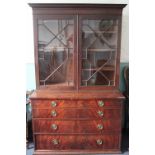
[29,3,126,90]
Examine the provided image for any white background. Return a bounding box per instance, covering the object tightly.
[0,0,155,155]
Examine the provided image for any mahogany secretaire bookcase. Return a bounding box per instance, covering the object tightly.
[29,3,126,155]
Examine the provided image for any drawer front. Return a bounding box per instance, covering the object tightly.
[31,99,122,109]
[35,134,120,150]
[33,120,121,133]
[32,108,121,119]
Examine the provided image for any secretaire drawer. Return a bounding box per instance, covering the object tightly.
[33,120,121,133]
[32,108,121,119]
[31,99,122,109]
[35,134,120,150]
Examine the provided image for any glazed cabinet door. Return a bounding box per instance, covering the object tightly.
[35,15,77,89]
[79,15,121,89]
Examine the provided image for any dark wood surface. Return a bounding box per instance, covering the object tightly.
[33,150,121,155]
[32,108,121,119]
[31,99,122,108]
[30,90,125,99]
[29,3,126,155]
[30,98,123,154]
[29,3,126,8]
[33,119,121,133]
[35,134,120,150]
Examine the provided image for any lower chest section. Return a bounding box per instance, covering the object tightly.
[31,99,123,154]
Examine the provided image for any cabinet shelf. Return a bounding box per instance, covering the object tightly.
[82,48,116,52]
[82,66,115,71]
[39,47,73,52]
[83,30,117,34]
[39,81,74,87]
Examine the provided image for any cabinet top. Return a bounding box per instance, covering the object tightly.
[28,3,127,9]
[30,90,125,100]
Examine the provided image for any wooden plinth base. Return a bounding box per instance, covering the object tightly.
[33,150,121,155]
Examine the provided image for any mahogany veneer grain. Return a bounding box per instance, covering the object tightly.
[33,120,121,133]
[35,134,120,150]
[32,108,121,119]
[30,90,125,100]
[32,99,122,109]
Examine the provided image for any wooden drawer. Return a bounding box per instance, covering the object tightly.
[31,99,121,109]
[35,134,120,150]
[32,108,121,119]
[33,120,121,133]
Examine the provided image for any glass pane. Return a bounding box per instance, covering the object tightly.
[81,19,118,86]
[38,19,74,86]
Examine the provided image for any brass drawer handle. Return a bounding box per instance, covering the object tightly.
[51,124,58,130]
[51,110,57,117]
[97,124,103,130]
[96,139,103,145]
[97,110,104,117]
[51,101,57,107]
[52,139,59,145]
[98,100,104,107]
